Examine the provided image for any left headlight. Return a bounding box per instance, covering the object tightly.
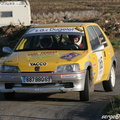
[54,64,80,73]
[0,65,20,73]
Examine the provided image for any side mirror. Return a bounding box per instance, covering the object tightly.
[92,45,104,52]
[2,47,13,54]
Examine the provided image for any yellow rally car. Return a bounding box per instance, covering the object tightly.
[0,23,117,101]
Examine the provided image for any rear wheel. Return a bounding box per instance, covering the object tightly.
[79,70,94,101]
[102,65,116,91]
[4,92,15,100]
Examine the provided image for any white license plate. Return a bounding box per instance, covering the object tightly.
[22,76,52,83]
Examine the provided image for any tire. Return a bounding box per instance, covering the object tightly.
[4,92,15,100]
[102,65,116,92]
[79,70,93,101]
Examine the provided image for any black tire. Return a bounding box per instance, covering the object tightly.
[102,65,116,92]
[80,70,93,101]
[4,92,15,100]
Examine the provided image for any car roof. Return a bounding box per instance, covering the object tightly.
[31,22,98,28]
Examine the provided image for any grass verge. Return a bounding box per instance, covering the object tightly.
[104,95,120,115]
[110,39,120,51]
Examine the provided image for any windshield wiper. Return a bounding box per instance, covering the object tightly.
[14,49,39,51]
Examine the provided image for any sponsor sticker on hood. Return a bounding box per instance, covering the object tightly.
[26,51,59,60]
[29,62,47,66]
[60,52,80,60]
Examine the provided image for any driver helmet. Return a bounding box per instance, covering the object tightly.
[39,36,53,48]
[69,35,82,46]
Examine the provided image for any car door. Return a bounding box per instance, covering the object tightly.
[86,26,105,83]
[93,25,112,80]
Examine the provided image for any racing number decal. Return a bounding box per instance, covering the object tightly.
[96,51,104,81]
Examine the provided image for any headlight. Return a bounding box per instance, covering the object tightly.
[54,64,80,73]
[1,65,20,73]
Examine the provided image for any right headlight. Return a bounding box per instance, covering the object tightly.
[0,65,20,73]
[54,64,80,73]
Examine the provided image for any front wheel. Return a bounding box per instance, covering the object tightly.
[79,70,94,101]
[102,65,116,92]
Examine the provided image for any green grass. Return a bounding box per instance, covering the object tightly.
[110,40,120,50]
[104,11,120,14]
[105,95,120,115]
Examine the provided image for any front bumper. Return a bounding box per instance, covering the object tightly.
[0,71,86,93]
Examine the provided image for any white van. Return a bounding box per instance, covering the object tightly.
[0,0,31,26]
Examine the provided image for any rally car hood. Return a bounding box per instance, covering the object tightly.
[3,50,87,72]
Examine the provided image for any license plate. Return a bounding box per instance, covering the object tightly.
[22,76,52,83]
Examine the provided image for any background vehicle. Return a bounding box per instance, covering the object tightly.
[0,0,31,26]
[0,23,116,101]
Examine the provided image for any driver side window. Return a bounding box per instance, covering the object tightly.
[87,26,101,50]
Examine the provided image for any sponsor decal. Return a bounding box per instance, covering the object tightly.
[29,62,47,66]
[26,27,84,34]
[61,74,76,78]
[96,51,104,81]
[93,63,97,67]
[60,52,80,60]
[26,51,59,60]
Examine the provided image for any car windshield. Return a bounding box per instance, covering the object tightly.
[14,29,87,51]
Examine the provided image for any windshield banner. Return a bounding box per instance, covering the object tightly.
[26,27,84,34]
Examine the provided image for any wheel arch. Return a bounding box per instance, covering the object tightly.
[106,56,117,80]
[85,62,93,82]
[102,56,116,92]
[84,61,94,93]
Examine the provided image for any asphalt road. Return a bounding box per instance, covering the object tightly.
[0,51,120,120]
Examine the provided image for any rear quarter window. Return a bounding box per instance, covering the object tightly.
[93,26,108,47]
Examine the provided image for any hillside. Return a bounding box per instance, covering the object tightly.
[29,0,120,23]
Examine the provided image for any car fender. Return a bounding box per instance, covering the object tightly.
[106,55,117,80]
[84,61,93,81]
